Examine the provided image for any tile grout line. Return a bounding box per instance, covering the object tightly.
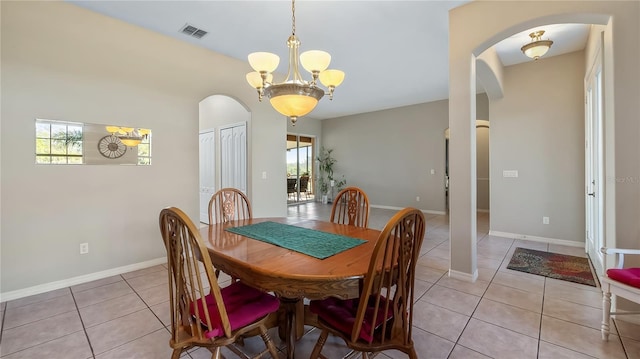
[121,273,174,337]
[78,273,168,358]
[0,290,88,356]
[538,270,547,358]
[0,301,5,346]
[122,268,178,348]
[446,243,513,357]
[613,320,630,359]
[70,286,97,359]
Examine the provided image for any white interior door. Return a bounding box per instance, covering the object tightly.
[199,130,215,224]
[585,44,604,276]
[220,123,247,194]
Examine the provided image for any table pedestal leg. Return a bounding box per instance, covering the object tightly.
[280,297,303,359]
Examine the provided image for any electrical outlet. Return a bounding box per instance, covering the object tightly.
[416,196,420,202]
[80,242,89,254]
[543,216,550,225]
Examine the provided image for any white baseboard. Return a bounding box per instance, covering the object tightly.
[370,204,446,216]
[488,230,584,248]
[449,268,479,282]
[0,257,167,303]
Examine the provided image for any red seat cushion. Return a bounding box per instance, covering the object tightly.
[607,268,640,288]
[191,281,280,339]
[309,296,393,343]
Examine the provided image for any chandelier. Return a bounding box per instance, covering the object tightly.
[105,126,150,147]
[245,0,344,125]
[521,30,553,60]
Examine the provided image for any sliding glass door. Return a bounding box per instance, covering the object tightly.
[286,134,315,204]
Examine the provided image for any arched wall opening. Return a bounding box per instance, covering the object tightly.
[448,1,628,282]
[198,95,252,223]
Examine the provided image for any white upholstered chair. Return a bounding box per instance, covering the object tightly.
[600,247,640,340]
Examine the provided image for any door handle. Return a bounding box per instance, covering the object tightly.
[588,192,595,197]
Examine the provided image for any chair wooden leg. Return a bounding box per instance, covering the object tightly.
[259,325,280,359]
[602,290,612,341]
[310,330,328,359]
[210,346,222,359]
[171,348,182,359]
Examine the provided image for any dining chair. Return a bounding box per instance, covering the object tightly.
[298,175,310,200]
[208,188,252,280]
[309,207,426,359]
[208,187,252,225]
[159,207,280,359]
[287,178,297,199]
[330,186,370,228]
[601,247,640,340]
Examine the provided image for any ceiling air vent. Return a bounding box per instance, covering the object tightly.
[180,24,208,39]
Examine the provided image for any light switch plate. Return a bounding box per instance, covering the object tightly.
[503,170,519,178]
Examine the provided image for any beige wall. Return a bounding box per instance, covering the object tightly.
[1,1,286,297]
[490,51,585,243]
[319,94,488,213]
[322,100,448,213]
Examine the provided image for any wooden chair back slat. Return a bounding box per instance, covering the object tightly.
[310,207,424,359]
[208,188,252,224]
[330,187,370,228]
[352,208,424,348]
[160,207,231,347]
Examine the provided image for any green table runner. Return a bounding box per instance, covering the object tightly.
[225,221,365,259]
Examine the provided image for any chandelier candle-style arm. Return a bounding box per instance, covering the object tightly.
[246,72,273,101]
[245,0,344,125]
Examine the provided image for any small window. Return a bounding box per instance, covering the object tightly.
[35,119,83,164]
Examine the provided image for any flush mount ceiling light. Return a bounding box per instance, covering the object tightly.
[245,0,345,125]
[521,30,554,60]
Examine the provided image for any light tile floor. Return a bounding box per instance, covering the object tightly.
[1,203,639,358]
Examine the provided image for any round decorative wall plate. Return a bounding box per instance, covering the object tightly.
[98,135,127,159]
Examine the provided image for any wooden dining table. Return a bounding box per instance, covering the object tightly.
[199,217,381,359]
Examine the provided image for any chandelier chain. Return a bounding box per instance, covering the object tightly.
[291,0,296,35]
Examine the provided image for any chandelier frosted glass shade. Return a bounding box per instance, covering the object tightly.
[248,52,280,73]
[300,50,331,73]
[265,83,324,124]
[521,30,553,60]
[319,69,345,99]
[245,0,344,125]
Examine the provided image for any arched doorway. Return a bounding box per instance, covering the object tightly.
[199,95,250,223]
[448,2,615,281]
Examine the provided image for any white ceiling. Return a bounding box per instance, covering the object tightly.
[67,1,589,120]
